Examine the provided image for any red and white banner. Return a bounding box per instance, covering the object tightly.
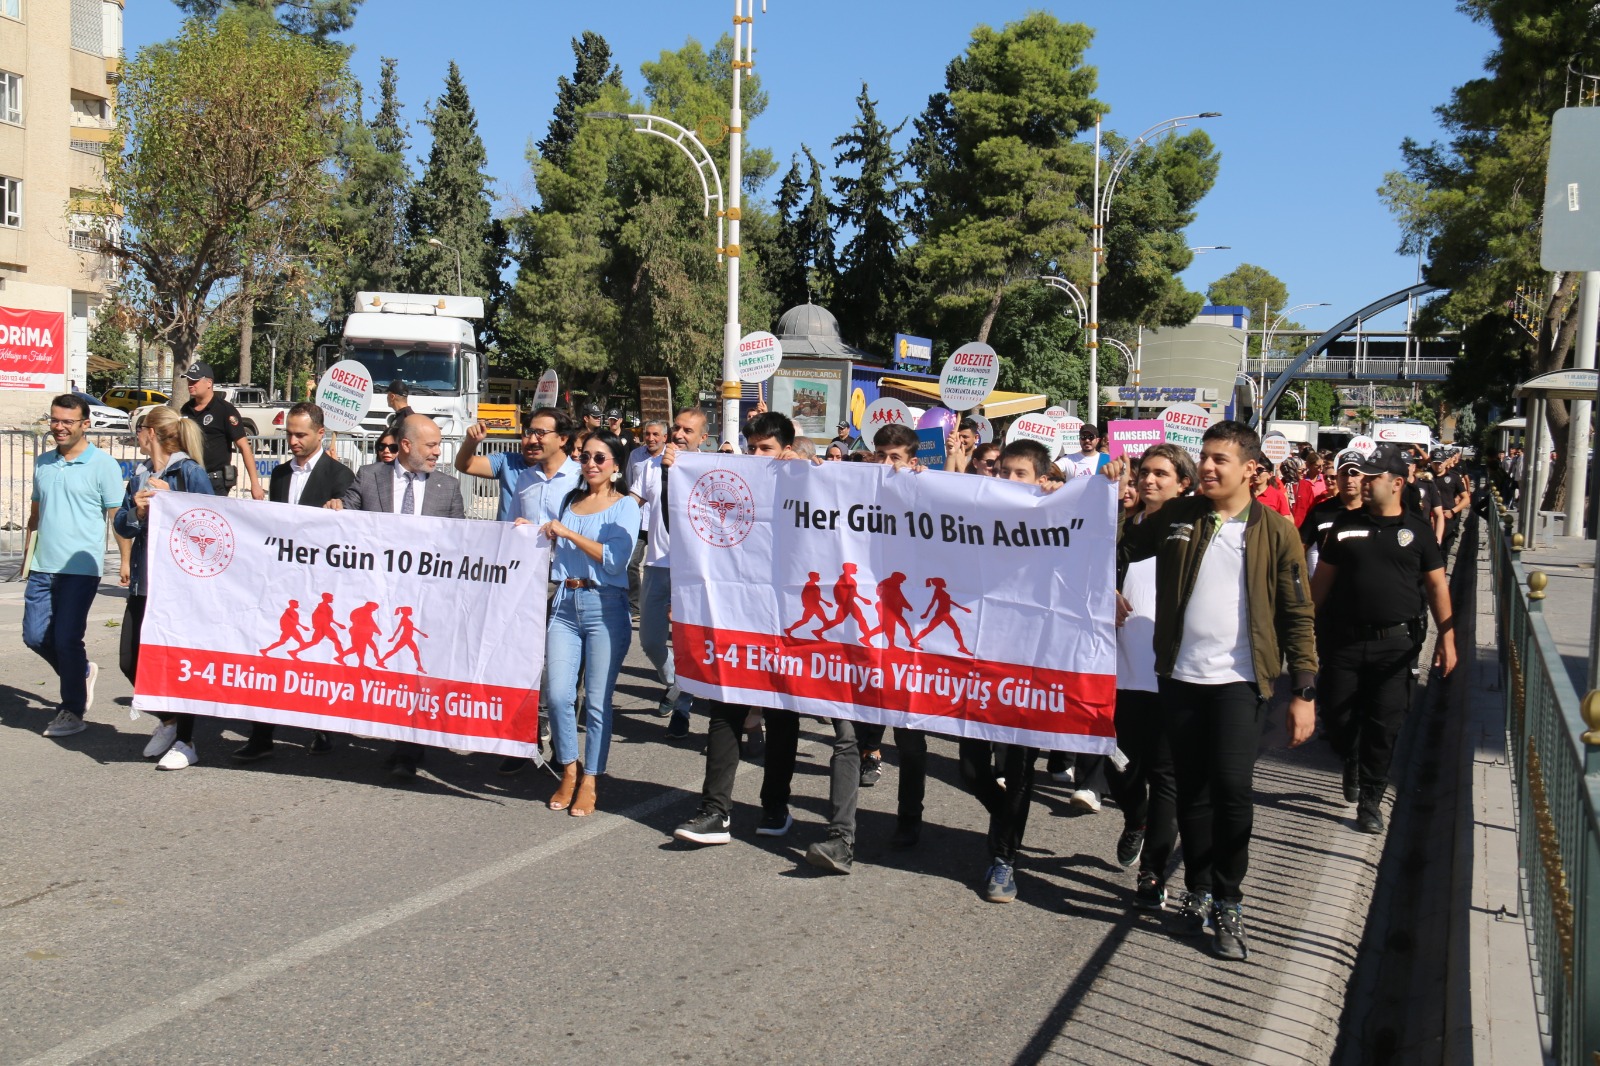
[670,454,1118,752]
[0,307,65,389]
[134,494,549,756]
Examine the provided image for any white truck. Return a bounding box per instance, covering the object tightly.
[329,291,486,438]
[214,384,290,437]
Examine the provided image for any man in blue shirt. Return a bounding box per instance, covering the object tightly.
[454,406,578,524]
[25,394,126,738]
[456,405,579,775]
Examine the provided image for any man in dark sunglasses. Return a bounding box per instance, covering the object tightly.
[1067,423,1109,477]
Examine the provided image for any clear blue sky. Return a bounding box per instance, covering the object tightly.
[125,0,1495,333]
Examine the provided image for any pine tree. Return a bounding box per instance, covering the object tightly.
[538,31,623,173]
[769,158,809,311]
[831,83,907,354]
[328,57,411,319]
[403,62,504,319]
[172,0,361,39]
[799,147,836,307]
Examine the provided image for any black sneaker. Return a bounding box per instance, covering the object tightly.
[1176,891,1213,936]
[307,731,333,755]
[890,818,922,850]
[230,738,275,762]
[805,832,854,874]
[755,808,793,837]
[673,808,731,845]
[860,753,883,788]
[498,756,531,776]
[666,714,690,740]
[1133,872,1165,910]
[1116,826,1145,869]
[1210,901,1249,961]
[1342,758,1360,804]
[1356,787,1386,833]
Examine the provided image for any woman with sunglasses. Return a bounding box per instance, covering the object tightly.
[113,406,214,769]
[373,431,399,462]
[540,432,640,816]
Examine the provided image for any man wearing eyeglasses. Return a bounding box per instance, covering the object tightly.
[25,394,126,739]
[455,407,578,524]
[1067,423,1110,478]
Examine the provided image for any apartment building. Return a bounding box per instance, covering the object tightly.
[0,0,123,424]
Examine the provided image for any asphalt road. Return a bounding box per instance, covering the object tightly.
[0,577,1364,1066]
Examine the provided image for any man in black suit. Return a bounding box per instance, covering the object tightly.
[327,414,465,779]
[233,403,356,763]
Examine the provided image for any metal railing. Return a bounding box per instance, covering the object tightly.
[1245,356,1454,380]
[1487,483,1600,1065]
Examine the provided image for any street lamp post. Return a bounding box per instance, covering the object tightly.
[1102,336,1136,418]
[1089,111,1220,427]
[426,237,463,297]
[1258,301,1330,421]
[589,0,767,447]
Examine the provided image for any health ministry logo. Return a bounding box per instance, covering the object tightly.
[688,469,756,548]
[169,507,236,578]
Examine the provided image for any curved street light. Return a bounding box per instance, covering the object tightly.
[587,111,726,259]
[1258,301,1330,419]
[1088,111,1221,425]
[1039,274,1088,329]
[425,236,463,297]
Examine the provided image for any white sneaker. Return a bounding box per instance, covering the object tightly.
[84,661,98,713]
[143,721,179,759]
[1050,768,1076,784]
[43,710,86,737]
[1070,789,1102,813]
[157,741,198,771]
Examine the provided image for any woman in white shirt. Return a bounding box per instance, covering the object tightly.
[1113,443,1196,909]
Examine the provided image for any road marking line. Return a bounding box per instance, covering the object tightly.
[18,788,683,1066]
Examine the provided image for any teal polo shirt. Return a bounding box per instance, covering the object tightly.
[31,442,126,577]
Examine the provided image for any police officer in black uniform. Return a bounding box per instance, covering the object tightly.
[179,361,265,499]
[1301,450,1365,573]
[1309,443,1458,833]
[1431,448,1469,558]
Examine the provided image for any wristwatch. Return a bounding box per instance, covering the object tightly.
[1293,685,1318,701]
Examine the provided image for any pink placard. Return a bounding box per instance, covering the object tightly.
[1106,419,1166,459]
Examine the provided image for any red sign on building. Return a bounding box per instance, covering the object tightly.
[0,307,66,390]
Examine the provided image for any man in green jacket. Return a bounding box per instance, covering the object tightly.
[1118,420,1318,962]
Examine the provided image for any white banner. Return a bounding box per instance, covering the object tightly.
[669,454,1118,752]
[134,495,549,757]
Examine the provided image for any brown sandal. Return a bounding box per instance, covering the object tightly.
[548,761,579,811]
[569,773,597,817]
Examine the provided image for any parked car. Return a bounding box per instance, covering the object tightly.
[213,384,289,436]
[70,392,131,431]
[101,385,170,412]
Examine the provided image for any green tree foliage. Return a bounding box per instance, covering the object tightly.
[769,147,836,312]
[906,13,1101,343]
[904,12,1216,411]
[505,35,778,402]
[538,32,624,173]
[1206,263,1292,355]
[86,302,136,387]
[171,0,360,39]
[1304,380,1337,426]
[1379,1,1600,503]
[328,57,412,320]
[99,17,352,391]
[403,63,507,330]
[831,84,908,354]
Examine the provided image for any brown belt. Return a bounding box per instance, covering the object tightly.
[562,578,600,589]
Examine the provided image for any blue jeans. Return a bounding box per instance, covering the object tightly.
[23,571,99,716]
[546,585,632,775]
[639,565,690,721]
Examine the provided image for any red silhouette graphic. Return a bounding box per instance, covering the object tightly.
[915,577,973,655]
[815,562,875,646]
[291,593,345,660]
[339,602,384,667]
[783,572,834,638]
[378,606,429,673]
[259,600,307,656]
[862,573,919,650]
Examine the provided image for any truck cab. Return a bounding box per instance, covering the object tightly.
[335,292,485,438]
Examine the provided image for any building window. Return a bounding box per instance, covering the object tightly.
[70,0,101,54]
[0,73,18,126]
[0,0,19,21]
[71,94,105,124]
[0,177,20,228]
